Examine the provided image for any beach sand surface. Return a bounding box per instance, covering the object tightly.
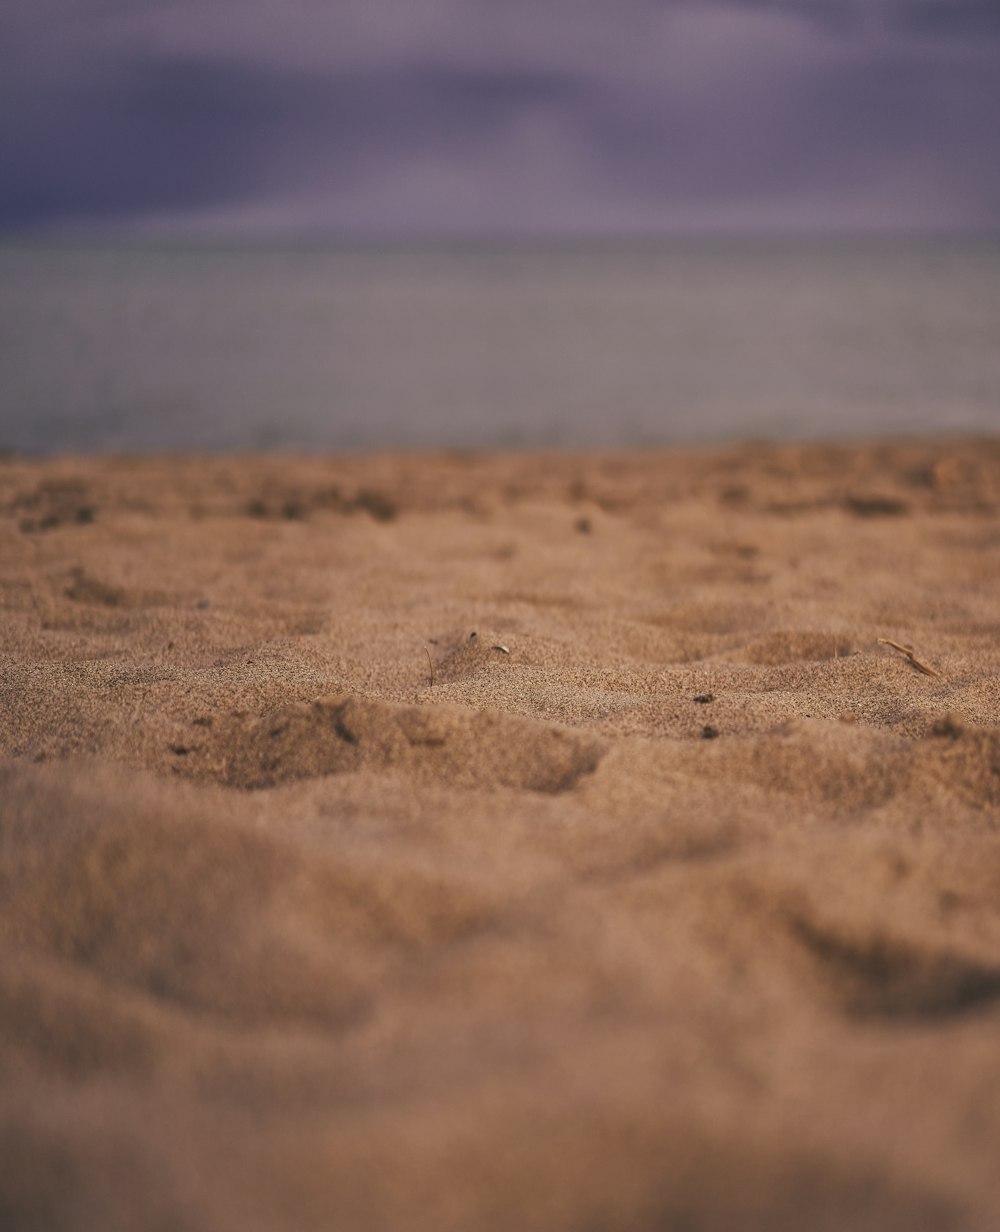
[2,439,999,1230]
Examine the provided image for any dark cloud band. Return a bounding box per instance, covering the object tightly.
[2,1,999,234]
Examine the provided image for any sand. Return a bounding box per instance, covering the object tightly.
[1,438,999,1231]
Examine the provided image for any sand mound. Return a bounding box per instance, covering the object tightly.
[670,719,1000,815]
[740,629,856,665]
[168,694,605,792]
[1,766,371,1031]
[786,912,1000,1021]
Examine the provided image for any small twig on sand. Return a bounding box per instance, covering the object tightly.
[877,638,941,678]
[425,646,435,687]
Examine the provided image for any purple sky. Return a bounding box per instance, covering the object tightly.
[3,0,1000,236]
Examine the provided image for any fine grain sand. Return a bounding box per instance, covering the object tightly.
[1,438,999,1231]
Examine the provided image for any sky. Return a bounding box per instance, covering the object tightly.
[2,0,1000,237]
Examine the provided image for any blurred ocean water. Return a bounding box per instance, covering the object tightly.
[1,237,998,453]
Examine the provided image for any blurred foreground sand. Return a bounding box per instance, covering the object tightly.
[2,439,1000,1230]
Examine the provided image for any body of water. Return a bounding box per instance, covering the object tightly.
[1,236,998,452]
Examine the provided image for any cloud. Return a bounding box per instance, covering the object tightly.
[721,0,1000,40]
[0,52,597,230]
[885,0,1000,38]
[1,0,999,234]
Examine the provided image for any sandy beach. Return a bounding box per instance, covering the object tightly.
[2,437,999,1230]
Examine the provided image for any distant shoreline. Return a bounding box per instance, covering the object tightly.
[4,238,999,451]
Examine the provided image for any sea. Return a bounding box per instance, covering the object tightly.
[1,236,998,453]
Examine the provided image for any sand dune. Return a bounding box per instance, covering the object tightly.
[2,439,999,1230]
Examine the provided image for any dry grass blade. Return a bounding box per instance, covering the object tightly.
[877,638,941,678]
[425,646,435,687]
